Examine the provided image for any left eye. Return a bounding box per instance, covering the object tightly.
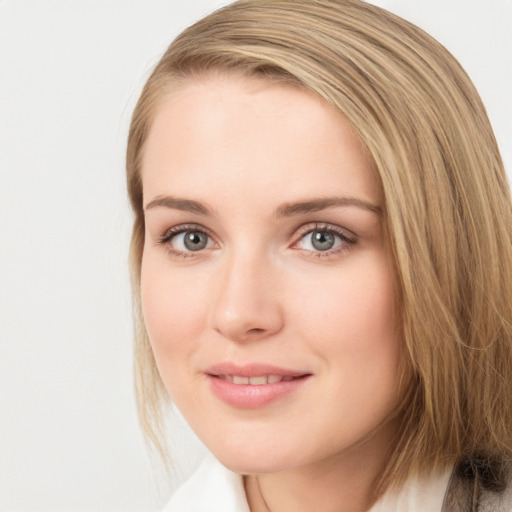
[170,231,213,252]
[298,229,345,252]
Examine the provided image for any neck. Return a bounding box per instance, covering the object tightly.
[244,422,395,512]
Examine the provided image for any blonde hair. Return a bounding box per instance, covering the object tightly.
[126,0,512,497]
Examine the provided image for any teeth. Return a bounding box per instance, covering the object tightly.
[221,375,297,385]
[249,376,267,385]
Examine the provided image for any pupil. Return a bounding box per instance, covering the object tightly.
[312,231,334,251]
[184,232,207,251]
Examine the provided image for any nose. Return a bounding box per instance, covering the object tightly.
[208,251,284,343]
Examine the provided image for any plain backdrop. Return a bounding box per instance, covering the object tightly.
[0,1,511,511]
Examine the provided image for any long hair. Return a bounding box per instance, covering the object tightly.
[126,0,512,496]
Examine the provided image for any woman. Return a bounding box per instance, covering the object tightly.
[126,1,512,510]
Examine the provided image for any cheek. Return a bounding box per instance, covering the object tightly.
[140,253,208,368]
[292,255,401,402]
[292,256,397,352]
[302,261,401,422]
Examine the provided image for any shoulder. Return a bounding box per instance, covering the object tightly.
[479,481,512,511]
[161,453,250,512]
[442,459,512,512]
[479,463,512,512]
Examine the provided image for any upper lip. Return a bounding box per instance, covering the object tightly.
[206,362,310,378]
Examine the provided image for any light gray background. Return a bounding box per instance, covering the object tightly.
[1,1,511,511]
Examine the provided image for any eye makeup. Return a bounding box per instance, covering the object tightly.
[154,220,358,261]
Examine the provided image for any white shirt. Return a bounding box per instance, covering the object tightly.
[162,453,453,512]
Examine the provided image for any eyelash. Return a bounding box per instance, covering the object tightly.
[292,222,357,259]
[156,222,357,260]
[157,223,215,260]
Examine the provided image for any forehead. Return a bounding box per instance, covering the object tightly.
[141,74,380,208]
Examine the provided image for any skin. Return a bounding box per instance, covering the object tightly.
[140,74,402,512]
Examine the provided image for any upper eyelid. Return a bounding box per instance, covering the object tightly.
[159,223,215,242]
[293,222,357,240]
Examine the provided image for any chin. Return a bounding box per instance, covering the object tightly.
[206,435,311,475]
[216,452,293,475]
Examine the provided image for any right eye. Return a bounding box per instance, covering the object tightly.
[157,224,215,258]
[167,230,213,252]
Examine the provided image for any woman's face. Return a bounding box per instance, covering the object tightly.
[141,74,401,474]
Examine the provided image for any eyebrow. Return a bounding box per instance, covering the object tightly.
[274,196,382,217]
[144,194,381,217]
[144,195,213,215]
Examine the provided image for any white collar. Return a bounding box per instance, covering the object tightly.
[162,453,250,512]
[368,465,453,512]
[162,452,453,512]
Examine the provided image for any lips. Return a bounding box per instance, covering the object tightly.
[217,374,297,385]
[205,363,311,408]
[206,362,308,379]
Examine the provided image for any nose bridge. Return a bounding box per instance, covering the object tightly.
[209,244,283,342]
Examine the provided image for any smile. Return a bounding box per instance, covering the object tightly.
[216,375,297,385]
[205,364,312,408]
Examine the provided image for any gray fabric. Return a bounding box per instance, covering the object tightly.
[441,468,478,512]
[441,463,512,512]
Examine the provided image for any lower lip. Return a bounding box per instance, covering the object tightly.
[207,375,311,409]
